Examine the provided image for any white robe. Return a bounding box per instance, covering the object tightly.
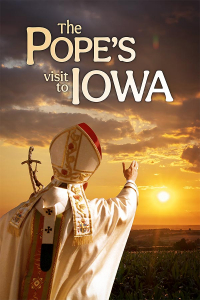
[0,181,138,300]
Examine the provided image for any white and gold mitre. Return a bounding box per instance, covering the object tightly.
[50,123,102,184]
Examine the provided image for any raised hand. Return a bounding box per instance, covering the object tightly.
[122,161,138,182]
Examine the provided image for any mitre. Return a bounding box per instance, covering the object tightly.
[50,123,102,184]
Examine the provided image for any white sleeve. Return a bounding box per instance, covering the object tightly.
[90,181,139,238]
[117,181,139,206]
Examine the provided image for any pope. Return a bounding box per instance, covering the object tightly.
[0,123,139,300]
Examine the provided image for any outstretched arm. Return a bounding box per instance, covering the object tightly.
[92,160,139,236]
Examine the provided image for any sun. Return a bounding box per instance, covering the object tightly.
[157,191,170,202]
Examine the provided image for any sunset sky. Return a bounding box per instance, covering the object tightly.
[0,1,199,225]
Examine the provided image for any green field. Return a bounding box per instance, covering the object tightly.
[110,251,200,300]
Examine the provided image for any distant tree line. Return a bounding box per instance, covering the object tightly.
[173,238,200,250]
[125,238,200,251]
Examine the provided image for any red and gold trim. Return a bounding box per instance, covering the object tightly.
[78,123,102,158]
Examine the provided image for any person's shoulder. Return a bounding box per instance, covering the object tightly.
[88,197,105,204]
[0,202,26,224]
[87,197,106,210]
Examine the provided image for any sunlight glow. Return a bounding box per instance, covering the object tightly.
[157,191,170,202]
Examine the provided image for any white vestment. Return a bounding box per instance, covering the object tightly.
[0,181,138,300]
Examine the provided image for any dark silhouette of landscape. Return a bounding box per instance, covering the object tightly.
[126,228,200,251]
